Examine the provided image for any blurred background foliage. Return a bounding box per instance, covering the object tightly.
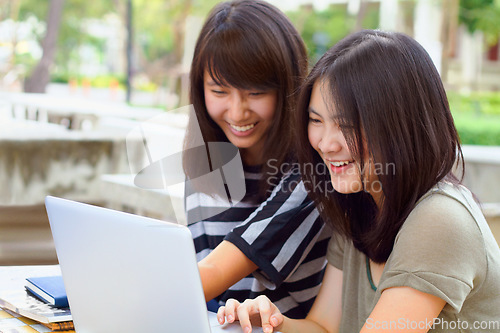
[287,3,381,62]
[448,91,500,145]
[1,0,500,145]
[460,0,500,44]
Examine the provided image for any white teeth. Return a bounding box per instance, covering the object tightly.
[230,123,255,132]
[330,161,350,167]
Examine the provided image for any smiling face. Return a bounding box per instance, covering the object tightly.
[307,80,382,203]
[203,71,277,165]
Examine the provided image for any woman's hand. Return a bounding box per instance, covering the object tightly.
[217,295,284,333]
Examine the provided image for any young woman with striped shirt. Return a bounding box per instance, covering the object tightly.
[182,0,331,319]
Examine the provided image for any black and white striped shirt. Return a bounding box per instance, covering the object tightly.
[186,164,330,319]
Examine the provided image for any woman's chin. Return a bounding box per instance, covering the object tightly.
[330,182,364,195]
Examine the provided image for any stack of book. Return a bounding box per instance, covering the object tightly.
[0,266,73,332]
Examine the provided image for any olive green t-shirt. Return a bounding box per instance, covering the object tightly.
[327,182,500,332]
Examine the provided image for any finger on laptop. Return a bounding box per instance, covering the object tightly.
[254,295,275,333]
[217,298,240,324]
[254,295,284,332]
[236,299,255,333]
[217,306,226,324]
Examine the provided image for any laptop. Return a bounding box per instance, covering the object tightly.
[45,196,262,333]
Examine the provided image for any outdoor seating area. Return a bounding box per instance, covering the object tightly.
[0,92,188,265]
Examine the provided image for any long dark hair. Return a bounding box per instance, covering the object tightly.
[296,30,464,263]
[183,0,308,198]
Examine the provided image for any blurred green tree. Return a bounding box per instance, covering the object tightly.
[23,0,65,93]
[8,0,220,99]
[460,0,500,45]
[286,3,379,64]
[14,0,114,92]
[132,0,220,105]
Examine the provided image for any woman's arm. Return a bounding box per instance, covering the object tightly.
[198,240,258,302]
[217,263,344,333]
[361,287,446,333]
[304,263,343,332]
[196,171,326,302]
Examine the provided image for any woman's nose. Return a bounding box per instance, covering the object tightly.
[318,129,343,155]
[227,93,248,122]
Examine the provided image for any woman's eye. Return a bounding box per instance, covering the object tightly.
[309,117,321,124]
[249,92,264,96]
[212,90,226,95]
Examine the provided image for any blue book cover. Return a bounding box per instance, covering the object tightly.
[25,276,69,308]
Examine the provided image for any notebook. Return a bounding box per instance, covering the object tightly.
[25,275,69,308]
[45,196,263,333]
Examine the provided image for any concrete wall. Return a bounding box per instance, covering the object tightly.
[0,138,132,205]
[0,131,144,265]
[459,146,500,246]
[461,145,500,203]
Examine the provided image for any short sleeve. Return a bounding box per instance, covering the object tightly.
[327,232,346,270]
[224,167,328,288]
[378,193,486,313]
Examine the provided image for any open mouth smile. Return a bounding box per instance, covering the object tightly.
[327,160,354,173]
[330,161,351,167]
[229,123,256,132]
